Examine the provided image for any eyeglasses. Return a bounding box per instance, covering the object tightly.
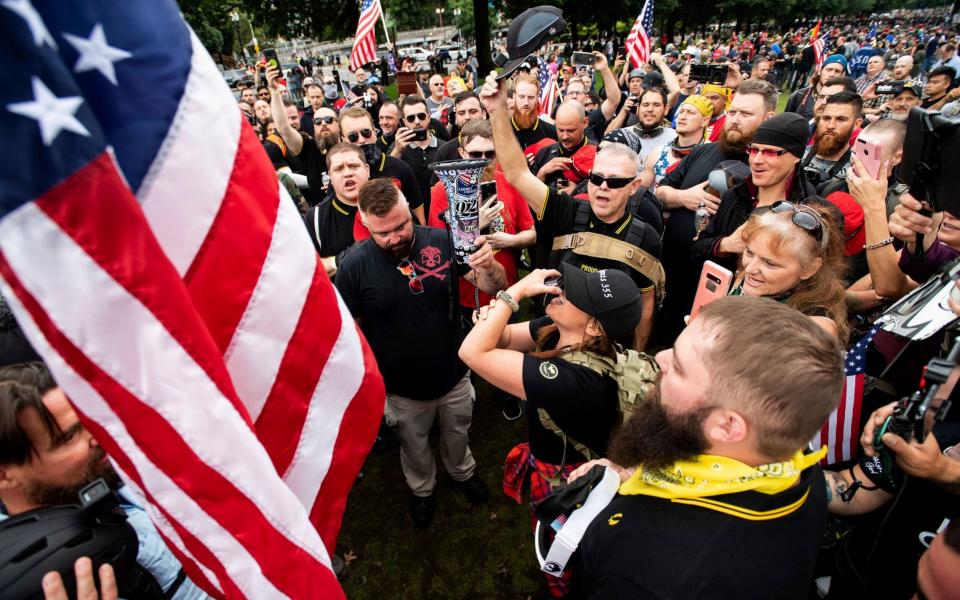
[314,116,336,125]
[746,144,790,159]
[404,112,428,123]
[770,201,827,248]
[467,150,496,159]
[588,172,634,189]
[397,259,424,294]
[346,129,375,143]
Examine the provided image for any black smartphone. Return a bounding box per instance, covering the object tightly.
[571,51,594,67]
[412,128,428,141]
[263,48,280,70]
[555,178,569,189]
[480,181,497,202]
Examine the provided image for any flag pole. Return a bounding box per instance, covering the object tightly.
[379,3,392,47]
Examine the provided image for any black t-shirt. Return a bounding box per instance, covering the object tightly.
[572,463,828,599]
[295,133,330,207]
[831,423,960,600]
[399,138,441,216]
[335,226,468,399]
[587,109,610,146]
[435,137,461,163]
[538,188,662,291]
[304,197,357,258]
[513,117,557,150]
[371,153,425,212]
[657,142,747,339]
[521,317,619,465]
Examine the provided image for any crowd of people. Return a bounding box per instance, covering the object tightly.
[3,6,960,600]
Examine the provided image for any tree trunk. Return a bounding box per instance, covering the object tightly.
[474,0,493,75]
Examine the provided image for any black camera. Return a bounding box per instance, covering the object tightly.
[900,107,960,218]
[876,80,905,95]
[690,63,728,85]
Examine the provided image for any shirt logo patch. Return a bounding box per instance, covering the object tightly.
[607,512,623,526]
[539,361,559,380]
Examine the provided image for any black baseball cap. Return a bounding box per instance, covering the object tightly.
[493,6,565,80]
[560,263,641,340]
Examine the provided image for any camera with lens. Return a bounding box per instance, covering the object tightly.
[876,80,905,95]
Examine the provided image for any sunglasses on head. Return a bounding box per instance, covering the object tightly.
[746,144,790,159]
[346,129,374,143]
[314,116,336,125]
[588,172,634,189]
[404,112,428,123]
[771,201,827,248]
[397,259,424,294]
[467,150,496,159]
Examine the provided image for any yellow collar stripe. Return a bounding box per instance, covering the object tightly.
[669,488,810,521]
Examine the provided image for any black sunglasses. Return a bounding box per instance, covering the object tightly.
[588,172,634,189]
[770,201,827,248]
[346,129,374,143]
[467,150,496,159]
[404,112,428,123]
[314,116,336,125]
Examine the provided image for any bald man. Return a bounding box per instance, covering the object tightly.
[531,100,595,193]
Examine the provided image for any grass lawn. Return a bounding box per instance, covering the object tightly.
[337,375,552,600]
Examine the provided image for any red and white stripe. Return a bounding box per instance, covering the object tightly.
[539,72,559,117]
[0,22,383,600]
[350,0,382,71]
[624,0,653,69]
[810,373,864,465]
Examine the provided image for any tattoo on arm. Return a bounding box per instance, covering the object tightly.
[828,472,852,503]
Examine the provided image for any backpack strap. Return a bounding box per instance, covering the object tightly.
[571,200,592,233]
[551,232,666,305]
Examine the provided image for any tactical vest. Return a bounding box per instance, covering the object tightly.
[552,201,666,305]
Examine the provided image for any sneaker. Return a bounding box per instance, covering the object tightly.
[500,397,523,421]
[456,474,490,504]
[410,494,436,529]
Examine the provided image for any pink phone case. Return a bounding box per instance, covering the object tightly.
[854,136,883,180]
[690,261,733,319]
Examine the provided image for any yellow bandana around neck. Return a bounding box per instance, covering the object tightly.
[620,446,826,499]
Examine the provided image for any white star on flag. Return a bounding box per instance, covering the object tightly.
[7,77,90,146]
[63,24,132,85]
[2,0,56,49]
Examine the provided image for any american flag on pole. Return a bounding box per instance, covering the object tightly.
[811,323,881,465]
[350,0,382,72]
[813,33,830,69]
[0,1,384,598]
[536,56,558,117]
[624,0,655,69]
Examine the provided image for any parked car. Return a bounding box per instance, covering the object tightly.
[436,45,466,61]
[403,47,432,63]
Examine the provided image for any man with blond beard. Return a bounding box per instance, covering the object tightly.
[511,73,557,154]
[654,79,777,341]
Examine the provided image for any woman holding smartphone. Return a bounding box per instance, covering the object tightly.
[458,264,648,597]
[724,202,849,343]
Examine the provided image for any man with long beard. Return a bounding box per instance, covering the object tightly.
[654,79,777,342]
[569,296,844,599]
[511,73,557,155]
[802,91,863,197]
[0,363,209,599]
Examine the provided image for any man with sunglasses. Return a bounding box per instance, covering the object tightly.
[391,97,442,215]
[436,92,488,163]
[336,179,506,529]
[482,73,663,350]
[268,65,341,207]
[425,74,454,117]
[692,112,826,272]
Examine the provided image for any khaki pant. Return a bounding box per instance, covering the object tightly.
[385,374,477,497]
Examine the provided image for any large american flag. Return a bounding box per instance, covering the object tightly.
[811,323,882,465]
[625,0,655,69]
[0,1,384,598]
[350,0,382,72]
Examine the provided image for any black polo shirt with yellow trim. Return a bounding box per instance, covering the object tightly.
[538,188,661,291]
[531,137,594,187]
[304,197,357,258]
[370,152,425,212]
[512,116,557,152]
[572,463,827,599]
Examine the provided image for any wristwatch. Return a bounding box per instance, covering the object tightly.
[496,290,519,313]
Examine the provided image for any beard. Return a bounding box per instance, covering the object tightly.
[813,128,851,157]
[513,107,539,130]
[24,447,124,507]
[316,130,340,151]
[609,377,712,471]
[718,125,752,154]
